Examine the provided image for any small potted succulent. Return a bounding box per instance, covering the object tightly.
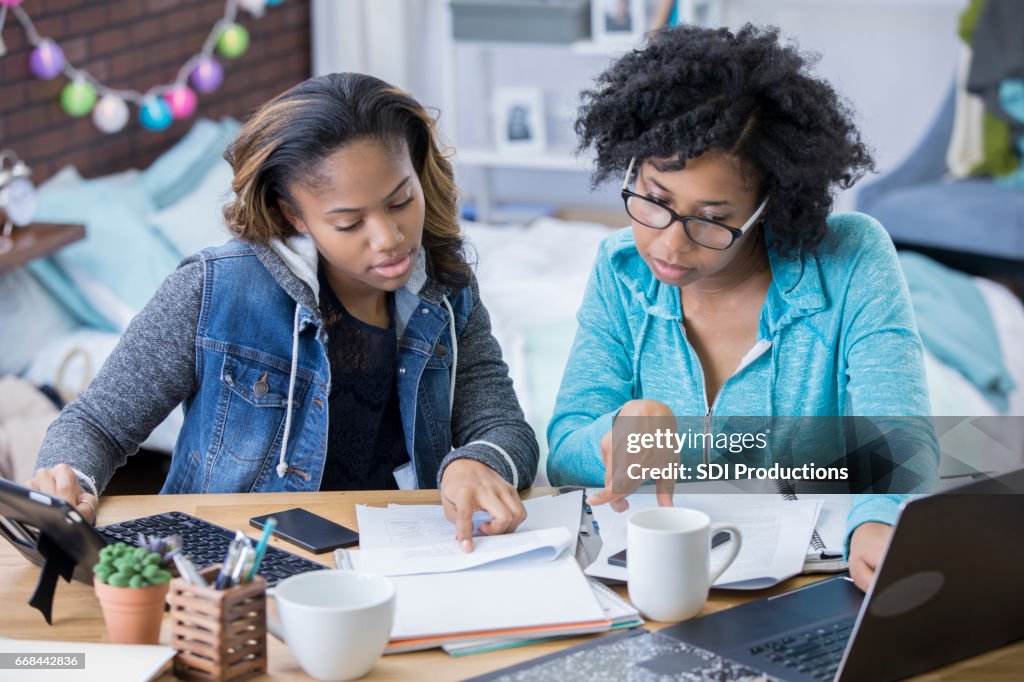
[93,534,181,644]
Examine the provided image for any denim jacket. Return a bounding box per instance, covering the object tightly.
[37,236,538,496]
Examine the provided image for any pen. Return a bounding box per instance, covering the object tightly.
[230,543,253,587]
[334,547,354,571]
[173,553,208,587]
[215,531,247,590]
[247,516,277,581]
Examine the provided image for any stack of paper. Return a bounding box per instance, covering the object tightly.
[441,579,642,656]
[584,491,823,590]
[337,492,614,654]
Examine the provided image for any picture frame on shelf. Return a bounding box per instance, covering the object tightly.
[492,86,547,156]
[591,0,646,45]
[650,0,721,29]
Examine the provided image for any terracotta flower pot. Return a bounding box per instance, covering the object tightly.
[94,577,170,644]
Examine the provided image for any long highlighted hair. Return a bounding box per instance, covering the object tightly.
[223,72,470,288]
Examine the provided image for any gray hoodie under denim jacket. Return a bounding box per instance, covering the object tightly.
[36,235,538,497]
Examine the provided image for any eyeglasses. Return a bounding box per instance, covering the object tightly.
[620,157,768,250]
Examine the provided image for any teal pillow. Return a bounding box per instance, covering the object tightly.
[141,118,241,209]
[30,174,181,328]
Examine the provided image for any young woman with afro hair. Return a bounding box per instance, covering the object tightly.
[547,24,938,592]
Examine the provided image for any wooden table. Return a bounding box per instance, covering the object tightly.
[1,490,1021,680]
[0,222,86,274]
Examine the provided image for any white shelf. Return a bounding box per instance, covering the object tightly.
[451,39,627,57]
[569,39,634,56]
[454,148,593,172]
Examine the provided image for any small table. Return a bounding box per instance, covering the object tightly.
[0,222,86,274]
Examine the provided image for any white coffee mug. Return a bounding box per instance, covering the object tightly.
[266,570,395,681]
[627,507,742,622]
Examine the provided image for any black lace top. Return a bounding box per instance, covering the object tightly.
[318,268,408,490]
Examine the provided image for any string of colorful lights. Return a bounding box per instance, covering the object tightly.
[0,0,284,133]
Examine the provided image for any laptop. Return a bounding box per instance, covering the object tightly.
[656,467,1024,681]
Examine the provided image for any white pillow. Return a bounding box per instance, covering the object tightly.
[147,160,235,258]
[0,269,80,376]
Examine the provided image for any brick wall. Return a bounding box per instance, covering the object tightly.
[0,0,310,183]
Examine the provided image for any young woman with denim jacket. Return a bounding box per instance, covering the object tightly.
[547,25,938,590]
[30,73,538,551]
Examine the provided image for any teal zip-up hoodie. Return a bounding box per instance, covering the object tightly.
[547,213,939,555]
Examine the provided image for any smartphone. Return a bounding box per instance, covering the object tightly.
[608,531,731,568]
[249,507,359,554]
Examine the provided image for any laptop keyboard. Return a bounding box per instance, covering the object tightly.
[746,616,855,680]
[97,510,325,585]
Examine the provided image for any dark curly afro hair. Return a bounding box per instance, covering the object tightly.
[575,24,875,255]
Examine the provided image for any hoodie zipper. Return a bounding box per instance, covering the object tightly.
[679,321,719,468]
[678,322,772,467]
[695,352,722,468]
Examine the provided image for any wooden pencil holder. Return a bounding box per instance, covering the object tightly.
[169,565,268,682]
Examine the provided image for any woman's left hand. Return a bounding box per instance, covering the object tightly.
[440,458,527,553]
[848,522,892,591]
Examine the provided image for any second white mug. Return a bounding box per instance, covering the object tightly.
[266,570,395,681]
[627,507,742,622]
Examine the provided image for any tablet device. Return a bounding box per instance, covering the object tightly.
[0,478,106,585]
[0,478,111,623]
[250,508,359,554]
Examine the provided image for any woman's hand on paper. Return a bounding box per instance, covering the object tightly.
[25,463,98,524]
[440,458,526,553]
[848,521,892,591]
[587,399,676,513]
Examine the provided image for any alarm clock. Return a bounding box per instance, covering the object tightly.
[0,149,38,229]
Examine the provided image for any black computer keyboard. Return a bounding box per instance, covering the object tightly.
[97,510,325,585]
[746,616,855,680]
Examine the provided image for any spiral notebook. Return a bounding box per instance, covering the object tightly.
[775,481,851,572]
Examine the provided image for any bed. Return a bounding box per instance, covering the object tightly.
[2,118,1022,488]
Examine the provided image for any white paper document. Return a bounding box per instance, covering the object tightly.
[585,490,822,590]
[354,490,584,551]
[342,526,575,576]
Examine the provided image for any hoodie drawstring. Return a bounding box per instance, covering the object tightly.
[441,295,458,417]
[277,303,302,478]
